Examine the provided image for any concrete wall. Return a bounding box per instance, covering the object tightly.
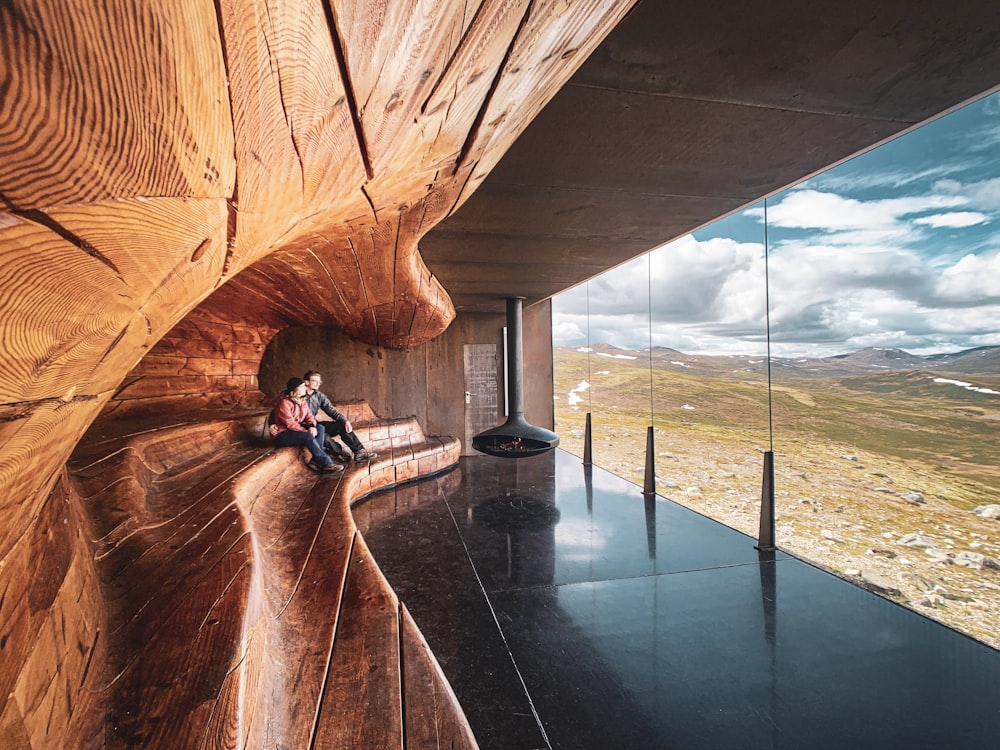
[259,301,555,455]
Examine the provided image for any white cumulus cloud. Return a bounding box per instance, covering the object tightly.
[913,212,990,228]
[935,250,1000,302]
[552,94,1000,357]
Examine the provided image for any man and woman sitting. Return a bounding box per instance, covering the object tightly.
[270,370,378,473]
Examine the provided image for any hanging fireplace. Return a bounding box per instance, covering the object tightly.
[473,297,560,458]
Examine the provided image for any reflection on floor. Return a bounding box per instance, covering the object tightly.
[354,449,1000,750]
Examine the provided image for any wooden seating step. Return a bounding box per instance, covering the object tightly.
[400,602,477,747]
[66,404,473,749]
[315,532,403,749]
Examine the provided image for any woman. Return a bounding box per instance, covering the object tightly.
[272,377,342,473]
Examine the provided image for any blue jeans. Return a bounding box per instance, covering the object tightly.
[274,424,331,466]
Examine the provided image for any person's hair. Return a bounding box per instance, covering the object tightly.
[285,376,306,394]
[303,370,322,380]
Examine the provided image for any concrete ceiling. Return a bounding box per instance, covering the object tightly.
[422,0,1000,313]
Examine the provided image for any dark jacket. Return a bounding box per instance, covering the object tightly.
[305,390,346,424]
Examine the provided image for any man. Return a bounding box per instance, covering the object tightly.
[303,370,378,462]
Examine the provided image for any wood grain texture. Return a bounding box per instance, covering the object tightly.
[1,472,108,749]
[0,398,108,558]
[0,196,229,422]
[313,531,404,750]
[0,0,620,500]
[38,406,465,748]
[401,604,479,750]
[0,1,234,207]
[236,473,353,749]
[0,0,629,744]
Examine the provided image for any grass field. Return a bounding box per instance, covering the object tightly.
[554,345,1000,648]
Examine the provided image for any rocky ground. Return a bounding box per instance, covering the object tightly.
[562,426,1000,651]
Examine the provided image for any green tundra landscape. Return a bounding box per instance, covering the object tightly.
[554,344,1000,649]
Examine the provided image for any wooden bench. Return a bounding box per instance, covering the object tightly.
[66,406,473,749]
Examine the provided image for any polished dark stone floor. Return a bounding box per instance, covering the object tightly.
[355,450,1000,750]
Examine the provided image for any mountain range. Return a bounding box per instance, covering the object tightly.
[570,344,1000,378]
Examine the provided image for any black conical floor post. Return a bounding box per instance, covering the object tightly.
[643,425,655,495]
[756,450,776,551]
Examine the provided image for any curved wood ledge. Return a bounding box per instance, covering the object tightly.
[65,408,472,749]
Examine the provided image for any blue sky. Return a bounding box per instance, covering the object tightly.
[552,91,1000,357]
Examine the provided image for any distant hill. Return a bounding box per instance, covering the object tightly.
[828,347,928,369]
[926,346,1000,373]
[557,344,1000,378]
[816,345,999,376]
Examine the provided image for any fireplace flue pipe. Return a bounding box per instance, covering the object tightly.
[472,297,560,458]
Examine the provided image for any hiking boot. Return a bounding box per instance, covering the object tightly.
[309,457,343,473]
[325,439,352,462]
[353,448,377,463]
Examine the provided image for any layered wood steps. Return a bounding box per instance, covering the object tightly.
[66,408,473,749]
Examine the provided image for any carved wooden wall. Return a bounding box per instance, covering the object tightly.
[0,1,634,745]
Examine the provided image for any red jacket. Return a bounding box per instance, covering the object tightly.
[273,395,316,435]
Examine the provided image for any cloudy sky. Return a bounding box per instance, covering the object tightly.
[552,91,1000,358]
